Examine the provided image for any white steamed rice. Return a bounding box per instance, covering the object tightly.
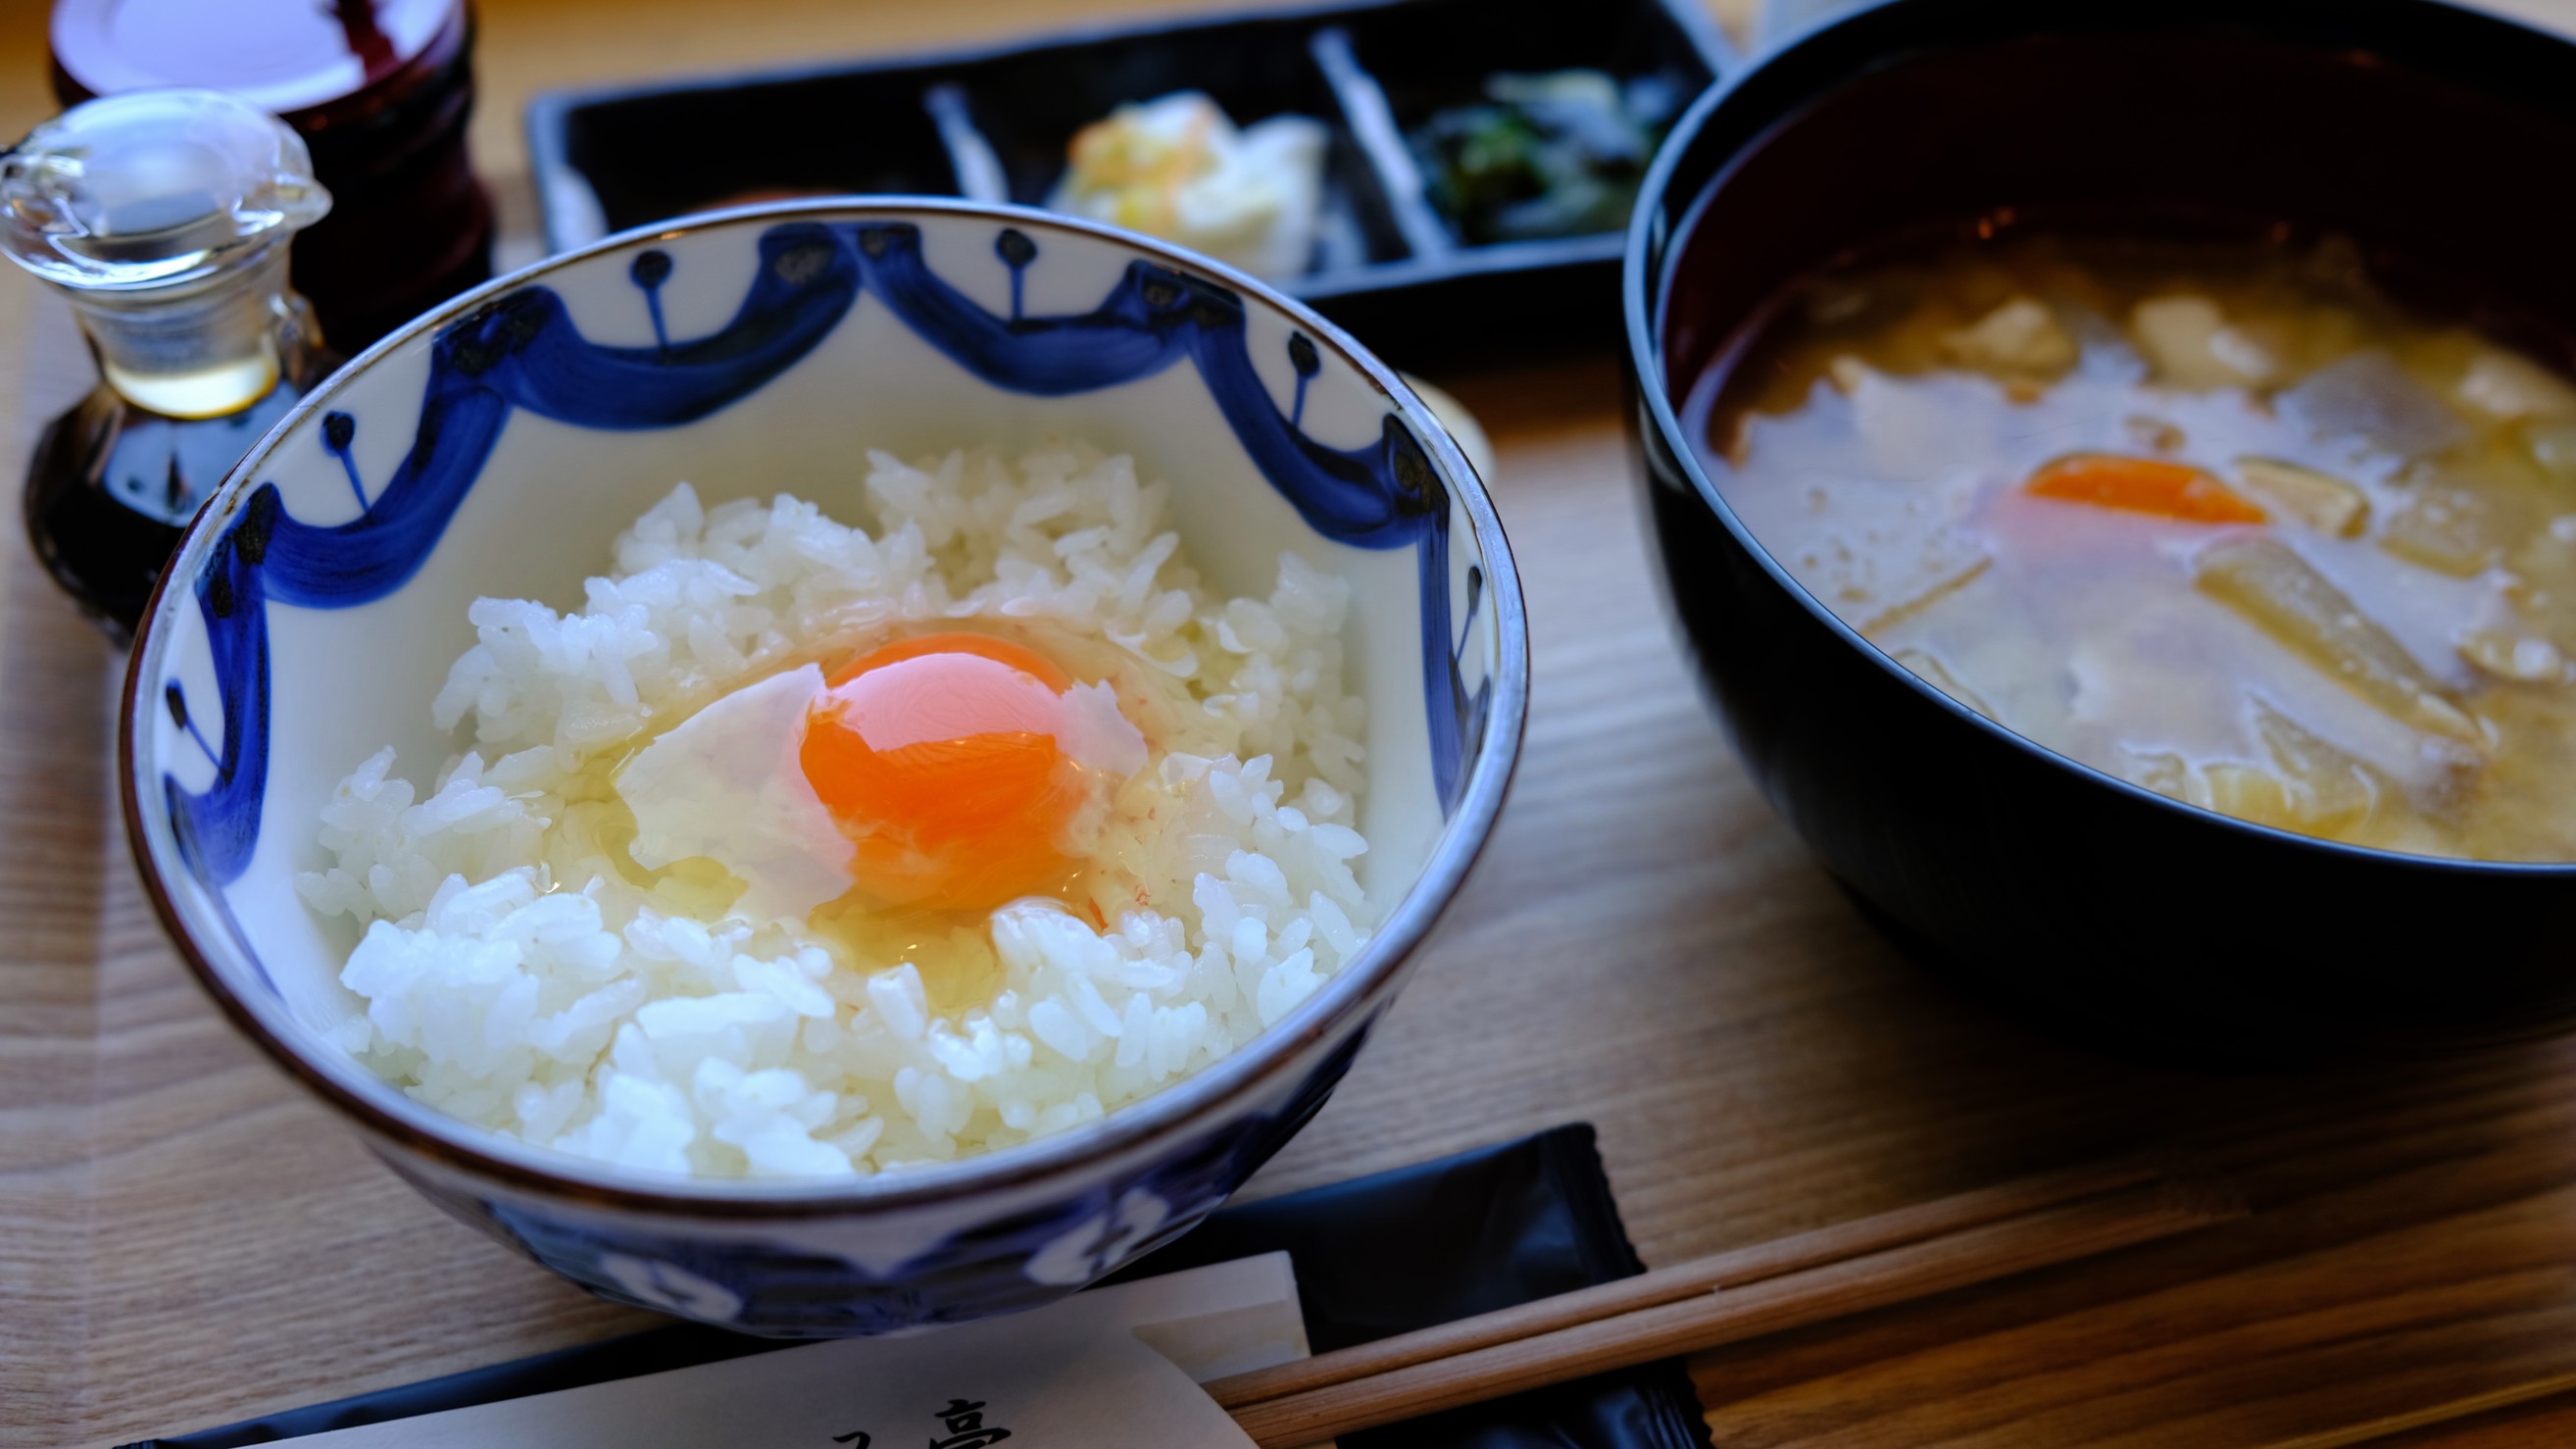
[296,443,1372,1177]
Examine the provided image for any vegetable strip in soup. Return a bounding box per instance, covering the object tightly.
[1686,234,2576,861]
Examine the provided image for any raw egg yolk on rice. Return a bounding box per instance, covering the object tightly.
[801,632,1145,912]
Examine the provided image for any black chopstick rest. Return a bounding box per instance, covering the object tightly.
[124,1124,1709,1449]
[1103,1123,1714,1449]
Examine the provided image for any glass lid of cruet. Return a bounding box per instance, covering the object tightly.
[1,87,335,639]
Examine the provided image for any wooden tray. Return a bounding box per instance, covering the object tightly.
[12,335,2576,1445]
[13,3,2576,1443]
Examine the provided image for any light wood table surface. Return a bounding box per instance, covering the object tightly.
[13,0,2576,1444]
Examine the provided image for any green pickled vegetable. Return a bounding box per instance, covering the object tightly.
[1408,69,1683,245]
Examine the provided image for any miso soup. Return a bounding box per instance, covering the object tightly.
[1686,232,2576,861]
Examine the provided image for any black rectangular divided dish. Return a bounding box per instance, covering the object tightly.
[523,0,1735,368]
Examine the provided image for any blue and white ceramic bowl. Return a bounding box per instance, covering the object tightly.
[119,200,1526,1336]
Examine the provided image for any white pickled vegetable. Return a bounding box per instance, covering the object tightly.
[2456,349,2576,423]
[1049,92,1326,279]
[2131,295,2276,388]
[2378,482,2506,577]
[1940,297,2076,378]
[2192,534,2478,740]
[2279,352,2465,459]
[2234,457,2368,538]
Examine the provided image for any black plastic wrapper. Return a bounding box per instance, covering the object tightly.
[124,1124,1711,1449]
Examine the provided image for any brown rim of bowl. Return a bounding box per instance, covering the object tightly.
[119,196,1531,1219]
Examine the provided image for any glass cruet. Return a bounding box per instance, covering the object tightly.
[0,86,335,640]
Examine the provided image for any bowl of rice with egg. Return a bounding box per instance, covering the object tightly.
[121,200,1524,1334]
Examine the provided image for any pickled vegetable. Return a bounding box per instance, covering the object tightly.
[2457,631,2569,683]
[2377,481,2505,577]
[2234,458,2368,537]
[1409,70,1680,245]
[2247,699,2379,831]
[2278,352,2465,457]
[2192,534,2477,740]
[2027,454,2266,525]
[1890,646,1997,719]
[1941,297,2076,378]
[2132,295,2276,388]
[2457,349,2576,422]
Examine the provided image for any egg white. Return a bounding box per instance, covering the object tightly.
[619,663,856,923]
[616,659,1149,925]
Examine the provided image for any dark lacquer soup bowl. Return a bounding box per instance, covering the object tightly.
[1623,0,2576,1056]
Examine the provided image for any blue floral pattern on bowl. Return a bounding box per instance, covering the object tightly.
[120,201,1524,1334]
[396,1022,1374,1336]
[165,220,1490,896]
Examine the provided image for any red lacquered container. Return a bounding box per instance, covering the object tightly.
[51,0,495,351]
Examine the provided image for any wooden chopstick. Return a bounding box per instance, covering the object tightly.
[1207,1154,2165,1412]
[1214,1163,2242,1448]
